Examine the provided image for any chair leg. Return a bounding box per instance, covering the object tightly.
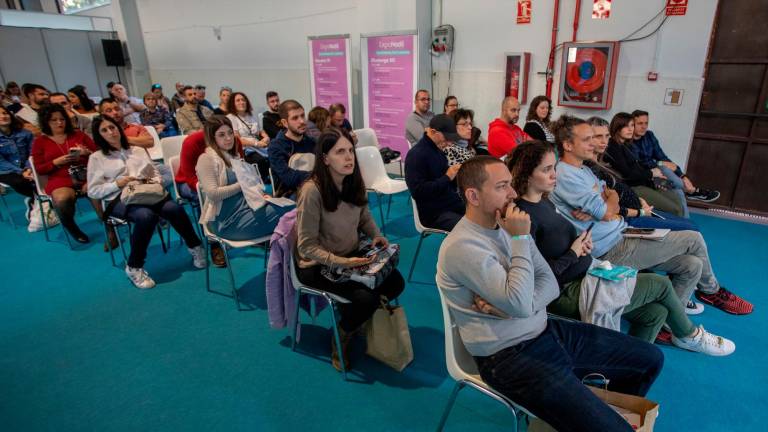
[436,381,465,432]
[157,223,168,253]
[104,222,116,267]
[386,194,393,219]
[329,300,348,381]
[263,243,271,269]
[377,192,386,236]
[39,197,50,242]
[407,233,426,282]
[221,244,241,310]
[291,288,303,351]
[117,223,129,264]
[204,238,212,293]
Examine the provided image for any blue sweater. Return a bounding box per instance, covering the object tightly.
[550,162,626,258]
[631,130,684,176]
[404,134,464,226]
[0,128,33,175]
[268,130,316,194]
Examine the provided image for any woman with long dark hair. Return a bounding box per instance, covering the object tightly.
[87,115,204,289]
[226,92,270,182]
[508,140,734,355]
[523,95,555,144]
[0,105,35,201]
[67,86,98,116]
[295,128,404,371]
[31,103,100,242]
[603,112,688,217]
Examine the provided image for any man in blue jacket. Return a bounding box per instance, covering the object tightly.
[631,110,719,202]
[269,100,316,198]
[404,114,465,231]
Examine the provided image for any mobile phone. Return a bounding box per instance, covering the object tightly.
[585,222,595,234]
[68,148,81,156]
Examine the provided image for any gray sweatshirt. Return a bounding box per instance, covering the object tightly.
[436,217,560,356]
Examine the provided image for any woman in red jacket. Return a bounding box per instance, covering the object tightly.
[31,104,101,243]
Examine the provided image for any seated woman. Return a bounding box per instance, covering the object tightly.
[226,92,270,183]
[586,116,698,232]
[31,104,101,243]
[523,95,556,144]
[604,112,688,217]
[450,108,488,159]
[296,128,404,371]
[442,95,458,115]
[0,105,35,204]
[508,140,733,355]
[196,115,290,241]
[306,106,330,139]
[87,115,205,289]
[67,86,98,117]
[139,93,176,138]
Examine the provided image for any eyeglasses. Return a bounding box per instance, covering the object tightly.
[418,97,431,102]
[457,121,472,127]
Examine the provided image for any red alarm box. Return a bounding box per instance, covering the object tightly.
[557,41,620,110]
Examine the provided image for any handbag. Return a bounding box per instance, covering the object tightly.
[320,243,400,290]
[120,180,167,206]
[379,147,401,164]
[365,296,414,372]
[68,165,87,189]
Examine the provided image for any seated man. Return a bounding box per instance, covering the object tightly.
[262,91,282,139]
[268,100,316,198]
[436,156,663,432]
[106,82,145,124]
[404,89,435,146]
[632,110,719,202]
[194,85,215,111]
[175,125,244,268]
[15,83,50,136]
[139,92,176,138]
[549,115,753,315]
[487,96,532,158]
[176,85,213,134]
[99,98,155,149]
[404,114,465,231]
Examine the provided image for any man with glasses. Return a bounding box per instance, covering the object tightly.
[405,89,435,145]
[405,114,466,231]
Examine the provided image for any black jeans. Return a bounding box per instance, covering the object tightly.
[296,264,405,332]
[0,172,34,198]
[474,319,664,432]
[110,197,202,268]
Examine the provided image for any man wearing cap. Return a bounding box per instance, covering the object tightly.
[404,114,466,231]
[151,84,174,113]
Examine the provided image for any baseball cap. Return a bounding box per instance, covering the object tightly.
[151,83,162,89]
[429,114,461,142]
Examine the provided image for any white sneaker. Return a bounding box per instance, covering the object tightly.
[685,300,704,315]
[125,266,156,289]
[24,197,32,221]
[188,246,206,269]
[671,325,735,356]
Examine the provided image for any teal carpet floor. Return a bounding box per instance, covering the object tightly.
[0,190,766,431]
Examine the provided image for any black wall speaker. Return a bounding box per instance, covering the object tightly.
[101,39,126,67]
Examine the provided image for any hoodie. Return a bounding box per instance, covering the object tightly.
[487,118,532,158]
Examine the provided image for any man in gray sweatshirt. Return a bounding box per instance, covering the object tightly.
[436,156,663,432]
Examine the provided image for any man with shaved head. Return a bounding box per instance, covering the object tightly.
[488,96,532,158]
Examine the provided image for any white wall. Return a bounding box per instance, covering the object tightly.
[431,0,717,166]
[135,0,422,118]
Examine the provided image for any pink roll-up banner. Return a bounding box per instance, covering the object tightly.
[361,32,418,158]
[308,35,353,124]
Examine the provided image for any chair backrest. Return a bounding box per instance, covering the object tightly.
[436,285,481,382]
[144,126,163,160]
[160,135,186,165]
[353,128,379,149]
[355,145,389,189]
[411,198,426,234]
[168,155,183,199]
[28,156,48,196]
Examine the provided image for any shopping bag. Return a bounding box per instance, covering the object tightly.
[230,158,267,210]
[365,298,413,372]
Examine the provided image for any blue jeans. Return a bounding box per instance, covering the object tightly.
[474,319,663,432]
[626,210,699,231]
[111,198,201,268]
[659,165,689,218]
[177,182,199,205]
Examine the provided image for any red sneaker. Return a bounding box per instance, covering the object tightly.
[695,287,753,315]
[655,328,673,345]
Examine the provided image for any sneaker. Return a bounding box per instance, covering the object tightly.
[24,197,33,221]
[188,246,206,269]
[685,300,704,315]
[695,287,753,315]
[654,328,673,345]
[686,188,720,202]
[125,266,156,289]
[671,325,735,356]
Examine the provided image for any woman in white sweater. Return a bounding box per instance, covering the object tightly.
[195,115,289,241]
[87,115,205,289]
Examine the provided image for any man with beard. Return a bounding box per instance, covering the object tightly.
[488,96,532,158]
[268,100,316,198]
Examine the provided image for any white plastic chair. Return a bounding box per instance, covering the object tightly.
[353,127,403,177]
[160,134,187,164]
[196,187,271,310]
[407,199,449,283]
[0,182,19,229]
[144,126,163,161]
[289,253,352,380]
[29,156,73,248]
[355,146,408,235]
[168,155,201,236]
[435,287,529,431]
